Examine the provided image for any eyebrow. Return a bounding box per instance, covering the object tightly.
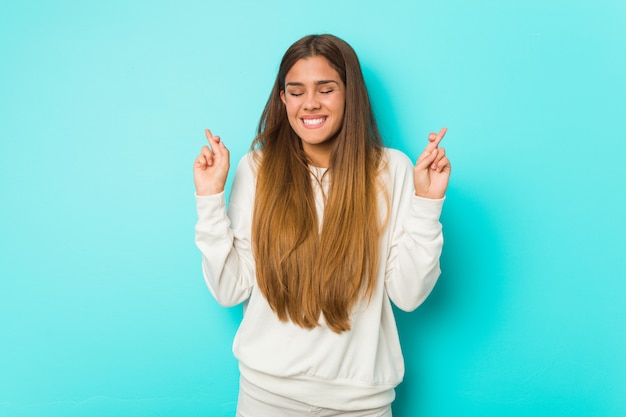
[285,80,340,87]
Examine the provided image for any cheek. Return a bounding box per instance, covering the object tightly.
[285,101,299,118]
[285,105,300,130]
[335,101,346,122]
[329,95,346,115]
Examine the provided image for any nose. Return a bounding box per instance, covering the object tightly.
[303,92,321,111]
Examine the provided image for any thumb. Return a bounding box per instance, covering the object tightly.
[416,148,437,171]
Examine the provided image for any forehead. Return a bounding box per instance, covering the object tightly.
[285,56,342,83]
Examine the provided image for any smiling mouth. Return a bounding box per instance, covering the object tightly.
[301,116,327,127]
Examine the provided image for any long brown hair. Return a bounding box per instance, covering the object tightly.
[251,34,385,333]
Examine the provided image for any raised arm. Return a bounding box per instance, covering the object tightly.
[385,129,451,311]
[194,131,255,306]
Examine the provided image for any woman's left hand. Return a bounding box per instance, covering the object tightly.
[413,127,451,199]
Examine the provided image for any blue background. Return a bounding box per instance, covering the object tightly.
[1,0,625,416]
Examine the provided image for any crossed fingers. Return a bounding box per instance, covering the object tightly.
[417,127,448,172]
[197,128,226,169]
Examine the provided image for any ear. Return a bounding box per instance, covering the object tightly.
[280,90,286,105]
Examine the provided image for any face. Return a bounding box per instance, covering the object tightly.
[280,56,346,167]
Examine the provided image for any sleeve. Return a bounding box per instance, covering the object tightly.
[194,155,256,307]
[384,151,445,312]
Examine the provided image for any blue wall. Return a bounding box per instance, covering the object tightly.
[1,0,624,416]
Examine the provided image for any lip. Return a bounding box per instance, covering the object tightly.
[300,115,327,129]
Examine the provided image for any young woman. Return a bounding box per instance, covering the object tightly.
[193,34,450,416]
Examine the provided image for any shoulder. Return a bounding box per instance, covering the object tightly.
[378,148,414,198]
[230,151,261,196]
[234,150,261,179]
[381,147,414,174]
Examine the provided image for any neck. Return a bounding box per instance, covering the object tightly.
[302,143,332,168]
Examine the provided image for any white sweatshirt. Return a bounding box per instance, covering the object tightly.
[195,148,444,410]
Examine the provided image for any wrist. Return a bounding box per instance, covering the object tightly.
[414,192,445,200]
[195,186,224,196]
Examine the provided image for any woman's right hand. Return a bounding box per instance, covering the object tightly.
[193,129,230,196]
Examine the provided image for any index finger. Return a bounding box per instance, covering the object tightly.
[204,128,214,142]
[425,127,447,153]
[432,127,447,147]
[204,128,221,148]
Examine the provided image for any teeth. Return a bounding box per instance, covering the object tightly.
[302,117,326,126]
